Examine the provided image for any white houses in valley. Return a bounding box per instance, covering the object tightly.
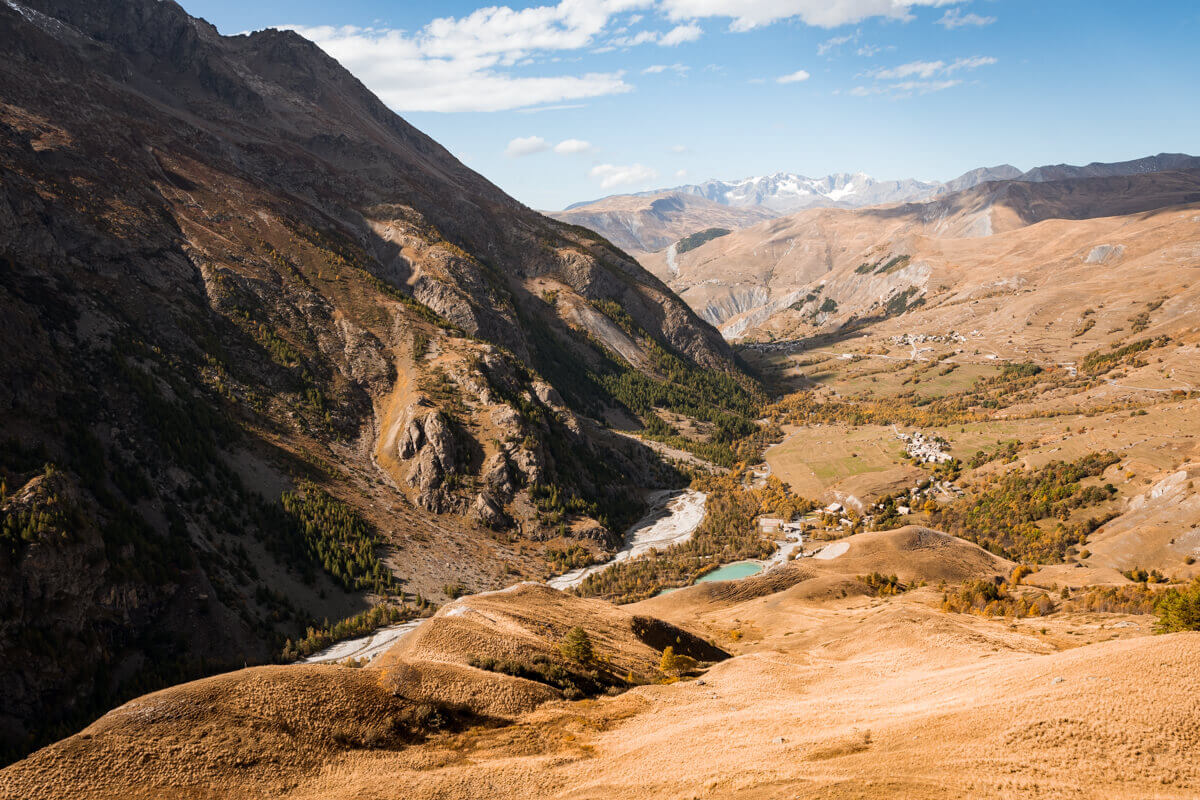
[893,426,952,464]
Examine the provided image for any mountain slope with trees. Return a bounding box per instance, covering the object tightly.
[0,0,752,761]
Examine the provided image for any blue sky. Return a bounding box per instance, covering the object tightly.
[184,0,1199,210]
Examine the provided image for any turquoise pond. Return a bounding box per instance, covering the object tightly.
[655,560,765,595]
[695,561,763,582]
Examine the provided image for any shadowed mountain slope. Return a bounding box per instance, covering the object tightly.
[0,0,751,761]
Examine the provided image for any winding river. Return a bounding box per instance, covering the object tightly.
[303,489,707,664]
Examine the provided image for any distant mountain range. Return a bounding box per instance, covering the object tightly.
[632,162,1200,341]
[554,154,1200,252]
[644,172,944,213]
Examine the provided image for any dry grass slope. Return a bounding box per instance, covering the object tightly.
[0,585,729,800]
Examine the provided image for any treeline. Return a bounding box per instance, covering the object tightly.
[941,579,1054,617]
[0,465,73,558]
[1080,337,1170,375]
[596,338,763,423]
[530,483,603,526]
[1063,583,1158,615]
[676,228,731,255]
[574,471,813,603]
[522,294,765,473]
[585,299,768,466]
[280,481,397,594]
[1062,580,1200,632]
[281,603,425,660]
[942,578,1200,633]
[928,453,1120,563]
[642,412,778,468]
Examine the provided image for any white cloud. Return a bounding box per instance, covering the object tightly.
[817,33,854,56]
[850,79,961,96]
[869,55,995,80]
[554,138,595,154]
[282,1,651,112]
[853,54,992,97]
[777,69,811,84]
[643,62,690,75]
[418,0,649,61]
[872,59,945,79]
[660,22,703,45]
[670,144,689,153]
[675,169,689,178]
[590,163,659,188]
[948,55,998,71]
[891,79,962,94]
[660,0,965,31]
[938,8,996,28]
[506,136,551,157]
[610,29,659,46]
[515,103,589,113]
[611,22,702,47]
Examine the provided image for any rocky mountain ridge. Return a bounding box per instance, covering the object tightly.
[636,166,1200,341]
[0,0,751,761]
[555,154,1200,253]
[645,171,943,213]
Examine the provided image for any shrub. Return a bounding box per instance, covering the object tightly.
[1154,579,1200,632]
[560,626,594,663]
[658,645,697,676]
[1011,565,1035,585]
[859,572,908,596]
[941,580,1054,618]
[1123,566,1168,584]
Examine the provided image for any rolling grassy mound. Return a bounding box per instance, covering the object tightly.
[0,585,728,799]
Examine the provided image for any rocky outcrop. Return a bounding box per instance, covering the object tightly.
[469,493,509,529]
[482,453,517,500]
[397,411,459,512]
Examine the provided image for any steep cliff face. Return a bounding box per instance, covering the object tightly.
[0,0,749,760]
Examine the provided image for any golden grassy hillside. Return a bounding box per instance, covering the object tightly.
[5,530,1198,799]
[0,586,728,800]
